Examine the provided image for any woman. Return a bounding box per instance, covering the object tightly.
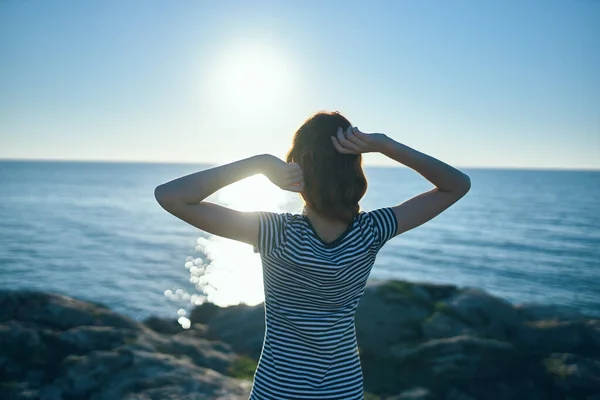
[155,111,471,400]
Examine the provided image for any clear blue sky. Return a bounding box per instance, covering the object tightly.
[1,0,598,169]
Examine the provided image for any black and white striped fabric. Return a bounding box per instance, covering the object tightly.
[249,208,398,400]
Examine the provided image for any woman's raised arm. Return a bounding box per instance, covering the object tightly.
[154,154,303,245]
[332,127,471,237]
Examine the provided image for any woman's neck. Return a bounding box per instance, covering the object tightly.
[303,207,350,243]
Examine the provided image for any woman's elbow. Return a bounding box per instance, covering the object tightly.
[456,174,471,196]
[154,185,174,205]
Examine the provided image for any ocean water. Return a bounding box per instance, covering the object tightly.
[0,160,598,321]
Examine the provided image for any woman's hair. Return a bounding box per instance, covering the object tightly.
[286,111,367,223]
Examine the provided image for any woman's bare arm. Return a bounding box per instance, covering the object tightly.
[154,154,303,245]
[332,127,471,236]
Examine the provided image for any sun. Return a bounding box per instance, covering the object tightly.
[207,42,294,114]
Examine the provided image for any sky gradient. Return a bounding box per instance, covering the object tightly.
[1,0,599,169]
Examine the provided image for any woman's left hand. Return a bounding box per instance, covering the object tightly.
[331,126,385,154]
[263,155,304,193]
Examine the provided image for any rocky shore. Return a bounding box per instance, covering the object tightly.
[1,280,599,400]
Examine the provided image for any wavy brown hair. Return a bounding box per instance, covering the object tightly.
[286,111,367,223]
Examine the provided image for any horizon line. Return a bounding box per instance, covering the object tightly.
[0,157,599,173]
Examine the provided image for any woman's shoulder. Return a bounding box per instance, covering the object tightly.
[357,208,396,229]
[259,211,304,226]
[263,210,386,231]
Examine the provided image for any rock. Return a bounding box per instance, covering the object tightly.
[176,322,209,338]
[436,289,522,340]
[2,280,599,400]
[143,316,183,334]
[189,302,221,324]
[145,332,236,374]
[388,386,435,399]
[59,325,138,353]
[390,336,521,382]
[54,348,135,398]
[367,280,457,304]
[356,282,431,358]
[408,285,433,303]
[585,320,600,350]
[196,281,600,399]
[514,319,591,356]
[543,353,600,395]
[0,290,251,400]
[422,311,473,339]
[465,380,546,400]
[445,389,476,400]
[54,348,251,400]
[201,303,266,359]
[516,303,585,322]
[0,290,139,331]
[414,282,458,302]
[0,321,69,379]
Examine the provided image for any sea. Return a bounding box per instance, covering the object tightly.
[0,160,598,323]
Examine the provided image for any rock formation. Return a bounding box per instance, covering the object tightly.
[1,280,599,399]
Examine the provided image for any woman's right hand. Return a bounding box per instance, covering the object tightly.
[331,126,386,154]
[262,155,305,193]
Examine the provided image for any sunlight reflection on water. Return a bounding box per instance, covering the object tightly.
[164,175,302,323]
[195,236,264,306]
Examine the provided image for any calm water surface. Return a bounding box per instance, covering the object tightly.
[0,161,598,321]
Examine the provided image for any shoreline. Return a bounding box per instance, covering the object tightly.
[1,279,599,399]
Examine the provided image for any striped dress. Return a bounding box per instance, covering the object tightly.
[249,208,398,400]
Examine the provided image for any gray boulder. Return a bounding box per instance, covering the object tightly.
[514,319,592,355]
[388,387,435,399]
[0,290,139,330]
[191,303,266,359]
[51,349,251,400]
[3,280,600,400]
[0,290,251,400]
[435,288,522,340]
[422,311,473,339]
[585,319,600,349]
[355,281,434,358]
[143,316,183,335]
[391,335,521,382]
[543,353,600,395]
[516,303,585,322]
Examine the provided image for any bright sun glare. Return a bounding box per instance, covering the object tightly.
[217,174,288,211]
[167,42,302,314]
[207,42,294,113]
[187,175,299,308]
